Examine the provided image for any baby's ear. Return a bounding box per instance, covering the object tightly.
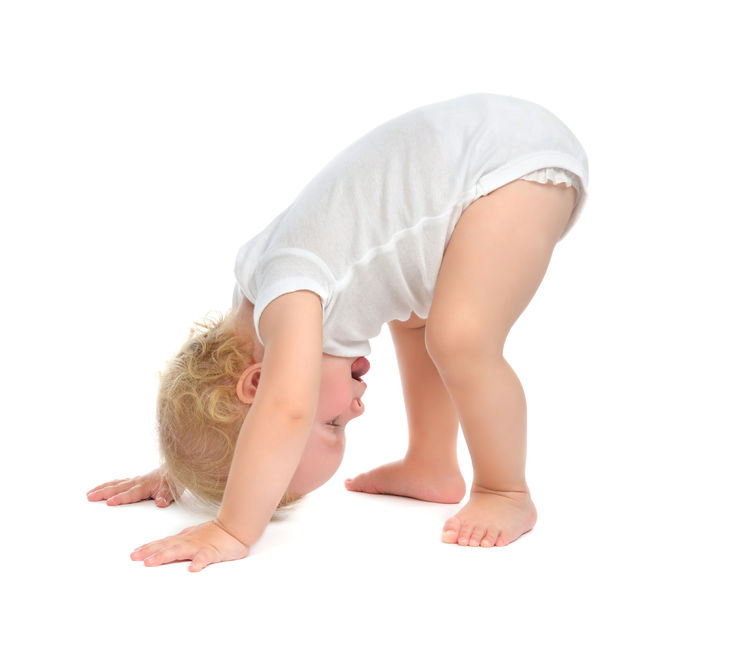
[236,364,262,405]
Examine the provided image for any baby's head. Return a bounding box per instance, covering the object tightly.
[155,310,292,510]
[156,303,369,514]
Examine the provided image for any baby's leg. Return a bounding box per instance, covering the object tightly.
[345,318,466,503]
[426,179,576,547]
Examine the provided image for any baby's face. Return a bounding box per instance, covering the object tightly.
[286,354,369,498]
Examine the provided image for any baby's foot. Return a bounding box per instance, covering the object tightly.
[441,488,537,547]
[344,457,466,504]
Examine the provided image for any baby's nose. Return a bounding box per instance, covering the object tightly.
[351,396,365,417]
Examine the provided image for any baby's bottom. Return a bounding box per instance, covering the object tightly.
[520,167,582,240]
[346,177,577,547]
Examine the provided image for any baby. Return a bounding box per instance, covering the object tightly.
[87,92,589,571]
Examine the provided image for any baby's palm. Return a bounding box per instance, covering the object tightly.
[86,469,178,507]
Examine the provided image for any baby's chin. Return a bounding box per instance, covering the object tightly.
[287,481,318,498]
[288,470,338,498]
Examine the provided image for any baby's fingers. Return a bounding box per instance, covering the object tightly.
[189,549,217,573]
[133,540,218,571]
[139,542,192,568]
[130,538,167,561]
[87,479,127,494]
[105,483,154,506]
[87,479,136,502]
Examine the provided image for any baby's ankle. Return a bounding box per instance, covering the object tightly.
[404,450,460,472]
[471,482,531,496]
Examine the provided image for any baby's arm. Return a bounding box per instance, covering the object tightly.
[216,290,324,545]
[131,290,324,570]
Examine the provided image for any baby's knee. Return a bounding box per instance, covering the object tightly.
[425,319,504,382]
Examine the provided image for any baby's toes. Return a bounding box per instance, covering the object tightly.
[494,532,513,547]
[441,517,461,544]
[468,525,489,547]
[344,472,371,493]
[480,526,500,548]
[456,521,476,546]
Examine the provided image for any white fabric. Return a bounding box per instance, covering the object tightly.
[233,92,589,357]
[520,167,582,205]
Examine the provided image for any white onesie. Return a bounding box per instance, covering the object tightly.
[233,92,589,357]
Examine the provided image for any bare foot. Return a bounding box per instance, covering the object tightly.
[344,457,466,504]
[441,487,538,547]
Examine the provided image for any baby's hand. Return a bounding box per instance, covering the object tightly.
[130,520,250,572]
[86,469,178,507]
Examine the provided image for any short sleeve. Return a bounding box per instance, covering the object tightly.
[250,248,335,346]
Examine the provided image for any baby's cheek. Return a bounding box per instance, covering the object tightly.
[318,389,351,419]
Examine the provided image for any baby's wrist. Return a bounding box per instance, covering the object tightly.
[213,517,250,548]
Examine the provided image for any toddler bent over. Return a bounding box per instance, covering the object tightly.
[87,92,588,570]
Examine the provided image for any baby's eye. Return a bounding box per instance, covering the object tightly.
[327,419,340,427]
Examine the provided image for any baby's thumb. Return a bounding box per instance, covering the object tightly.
[154,476,177,507]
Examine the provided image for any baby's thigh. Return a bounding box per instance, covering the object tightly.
[425,180,575,367]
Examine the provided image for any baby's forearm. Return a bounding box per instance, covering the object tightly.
[217,403,312,547]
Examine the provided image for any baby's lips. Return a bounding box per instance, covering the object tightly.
[352,356,370,379]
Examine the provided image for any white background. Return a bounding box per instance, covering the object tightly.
[2,0,729,652]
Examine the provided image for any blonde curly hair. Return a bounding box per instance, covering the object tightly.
[156,310,304,515]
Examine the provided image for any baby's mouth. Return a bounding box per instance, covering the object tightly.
[351,356,370,381]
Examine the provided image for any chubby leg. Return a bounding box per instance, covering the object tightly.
[345,317,466,503]
[426,179,576,547]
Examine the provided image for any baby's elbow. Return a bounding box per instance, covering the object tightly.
[278,404,314,425]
